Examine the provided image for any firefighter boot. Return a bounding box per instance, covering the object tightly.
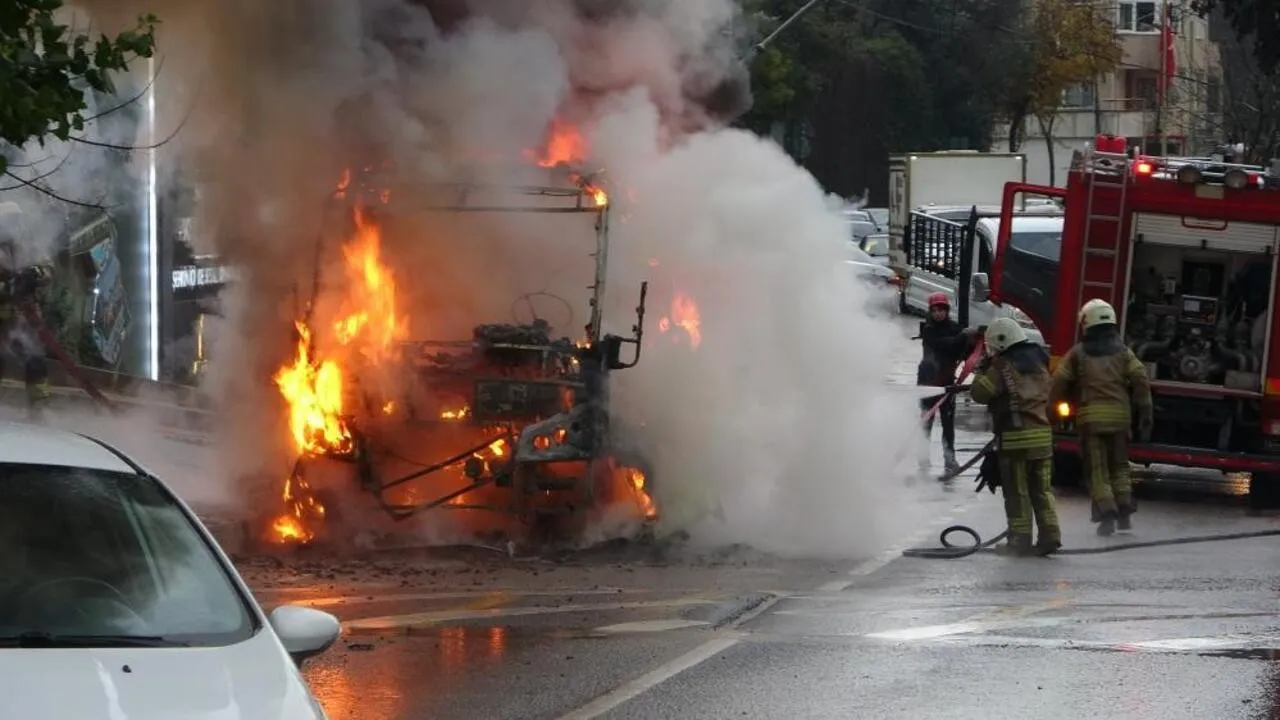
[1035,530,1062,557]
[995,533,1033,557]
[1117,507,1134,531]
[942,447,960,477]
[1096,510,1118,537]
[25,380,50,423]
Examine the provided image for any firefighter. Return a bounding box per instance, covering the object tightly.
[916,292,977,474]
[1051,299,1153,536]
[970,317,1061,556]
[0,240,54,416]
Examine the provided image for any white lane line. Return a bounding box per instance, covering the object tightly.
[270,588,653,607]
[815,501,979,593]
[557,594,781,718]
[933,632,1280,654]
[556,636,743,720]
[344,597,711,631]
[595,619,711,634]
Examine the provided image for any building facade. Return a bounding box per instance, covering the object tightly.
[997,0,1224,187]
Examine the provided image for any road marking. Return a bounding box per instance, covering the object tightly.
[343,597,712,632]
[595,619,711,634]
[931,631,1280,655]
[557,593,780,718]
[816,500,979,593]
[264,587,659,607]
[555,636,742,720]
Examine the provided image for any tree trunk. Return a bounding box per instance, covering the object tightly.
[1092,77,1103,134]
[1037,114,1058,185]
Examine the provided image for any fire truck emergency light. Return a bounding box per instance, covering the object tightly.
[1135,160,1155,176]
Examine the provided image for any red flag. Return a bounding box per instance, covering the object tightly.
[1158,5,1177,104]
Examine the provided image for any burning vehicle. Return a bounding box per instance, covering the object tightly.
[260,158,659,548]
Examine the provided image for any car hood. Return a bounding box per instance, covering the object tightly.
[0,629,325,720]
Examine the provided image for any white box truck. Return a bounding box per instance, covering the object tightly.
[887,151,1029,272]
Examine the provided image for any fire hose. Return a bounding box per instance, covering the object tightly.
[19,301,120,415]
[904,341,1280,559]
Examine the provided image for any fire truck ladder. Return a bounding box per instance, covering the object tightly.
[1076,148,1131,313]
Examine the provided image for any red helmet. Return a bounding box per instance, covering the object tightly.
[927,292,950,310]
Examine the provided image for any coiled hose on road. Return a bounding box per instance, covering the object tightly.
[901,440,1280,559]
[906,344,1280,559]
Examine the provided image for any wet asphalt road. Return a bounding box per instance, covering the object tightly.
[235,486,1280,720]
[220,316,1278,719]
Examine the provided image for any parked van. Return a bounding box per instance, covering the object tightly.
[900,205,1064,345]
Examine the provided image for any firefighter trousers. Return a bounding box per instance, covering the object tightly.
[919,392,956,453]
[1082,431,1132,517]
[999,452,1060,545]
[0,319,51,407]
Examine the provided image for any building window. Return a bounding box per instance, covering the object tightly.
[1117,1,1159,33]
[1062,83,1096,109]
[1124,69,1159,110]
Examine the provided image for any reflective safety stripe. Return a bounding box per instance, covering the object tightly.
[1076,401,1130,425]
[1000,426,1053,450]
[971,374,999,404]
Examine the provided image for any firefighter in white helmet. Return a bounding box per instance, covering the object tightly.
[970,317,1061,556]
[1051,299,1153,536]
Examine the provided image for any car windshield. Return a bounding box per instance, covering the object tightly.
[860,234,889,257]
[0,464,257,647]
[1010,230,1063,260]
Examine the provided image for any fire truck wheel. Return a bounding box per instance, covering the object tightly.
[1051,451,1083,488]
[1247,473,1280,512]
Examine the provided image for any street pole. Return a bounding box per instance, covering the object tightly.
[744,0,825,63]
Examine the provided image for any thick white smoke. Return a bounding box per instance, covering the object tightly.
[30,0,936,557]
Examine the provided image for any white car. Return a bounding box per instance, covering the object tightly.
[0,421,340,719]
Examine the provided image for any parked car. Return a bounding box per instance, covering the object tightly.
[862,207,889,231]
[858,232,891,265]
[846,245,900,314]
[847,219,879,247]
[0,420,340,719]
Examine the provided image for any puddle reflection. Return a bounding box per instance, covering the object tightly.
[305,625,511,719]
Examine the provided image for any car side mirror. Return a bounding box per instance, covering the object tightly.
[970,272,990,303]
[270,605,341,667]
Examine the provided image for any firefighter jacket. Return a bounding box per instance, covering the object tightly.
[970,342,1054,459]
[0,263,54,321]
[917,318,971,387]
[1050,327,1152,434]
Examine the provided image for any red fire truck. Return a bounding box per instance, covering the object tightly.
[985,134,1280,504]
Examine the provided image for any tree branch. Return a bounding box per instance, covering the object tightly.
[2,170,110,210]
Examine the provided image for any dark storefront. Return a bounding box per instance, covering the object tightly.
[158,183,230,384]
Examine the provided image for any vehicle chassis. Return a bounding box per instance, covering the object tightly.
[305,172,650,525]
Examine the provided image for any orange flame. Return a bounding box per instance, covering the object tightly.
[528,118,588,167]
[268,183,406,544]
[274,323,352,456]
[524,119,608,207]
[626,467,657,520]
[656,291,701,349]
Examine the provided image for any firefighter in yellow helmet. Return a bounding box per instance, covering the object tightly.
[970,317,1061,556]
[1051,299,1153,536]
